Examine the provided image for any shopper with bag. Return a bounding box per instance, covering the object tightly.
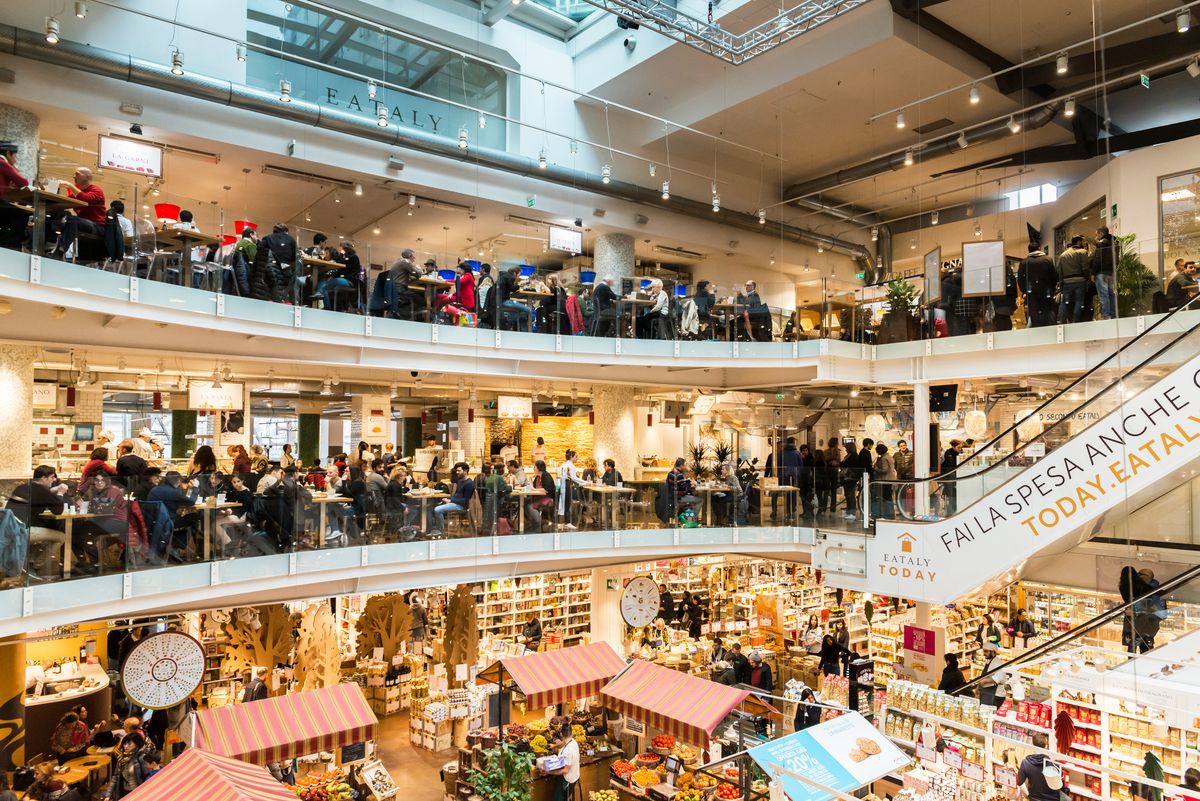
[1016,734,1066,801]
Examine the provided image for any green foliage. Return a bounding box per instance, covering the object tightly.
[466,742,536,801]
[863,599,874,624]
[1115,233,1160,317]
[736,458,760,491]
[1142,751,1164,801]
[712,440,734,467]
[885,278,919,314]
[687,442,712,480]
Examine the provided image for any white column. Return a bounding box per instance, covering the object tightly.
[912,380,930,516]
[593,385,638,478]
[457,399,485,464]
[0,345,35,478]
[590,565,636,653]
[350,394,391,450]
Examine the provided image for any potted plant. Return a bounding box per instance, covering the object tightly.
[466,742,536,801]
[687,442,712,481]
[877,278,920,344]
[1114,233,1159,317]
[713,440,734,468]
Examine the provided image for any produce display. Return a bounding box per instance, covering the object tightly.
[634,753,661,766]
[573,724,588,745]
[651,734,676,750]
[676,789,706,801]
[716,783,742,800]
[612,760,636,779]
[289,771,352,801]
[591,791,619,801]
[672,744,696,762]
[632,768,661,788]
[526,719,551,734]
[530,735,550,754]
[690,772,717,789]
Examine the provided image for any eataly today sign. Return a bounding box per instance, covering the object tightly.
[870,352,1200,604]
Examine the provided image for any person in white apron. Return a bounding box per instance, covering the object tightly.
[556,450,584,529]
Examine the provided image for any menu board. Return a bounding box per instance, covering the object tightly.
[962,240,1006,297]
[747,712,909,801]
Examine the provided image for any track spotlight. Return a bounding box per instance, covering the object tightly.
[376,105,388,127]
[279,78,292,102]
[1179,7,1191,33]
[870,226,879,242]
[1007,115,1021,134]
[75,1,87,19]
[538,148,547,169]
[236,43,246,62]
[931,210,939,225]
[661,180,670,200]
[648,163,656,177]
[478,113,487,129]
[974,221,982,237]
[957,130,968,149]
[367,79,377,100]
[409,193,417,206]
[1056,52,1068,74]
[45,16,60,45]
[758,208,766,224]
[969,84,980,104]
[458,127,469,149]
[896,110,906,129]
[171,49,185,75]
[1064,97,1077,116]
[903,148,914,166]
[711,192,721,213]
[354,182,363,196]
[601,163,612,184]
[909,237,916,250]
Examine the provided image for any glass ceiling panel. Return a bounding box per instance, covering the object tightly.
[526,0,598,22]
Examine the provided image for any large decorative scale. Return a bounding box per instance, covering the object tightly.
[120,631,205,710]
[620,575,663,628]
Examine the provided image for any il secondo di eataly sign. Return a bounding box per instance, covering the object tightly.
[873,352,1200,597]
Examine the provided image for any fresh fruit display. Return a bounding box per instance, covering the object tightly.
[691,773,717,789]
[677,772,694,790]
[573,724,588,744]
[676,789,705,801]
[530,735,550,754]
[633,768,661,788]
[672,744,695,761]
[527,719,550,733]
[651,735,676,749]
[751,780,767,794]
[716,783,742,800]
[290,780,352,801]
[505,724,528,738]
[723,767,740,780]
[591,790,618,801]
[612,760,636,779]
[635,752,661,765]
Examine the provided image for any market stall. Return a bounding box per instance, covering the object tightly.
[477,640,628,721]
[122,748,301,801]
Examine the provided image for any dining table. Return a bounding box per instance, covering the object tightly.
[302,254,346,305]
[406,490,449,534]
[618,296,654,338]
[309,493,354,547]
[168,228,222,287]
[513,289,553,333]
[508,486,547,532]
[692,483,735,527]
[185,497,243,560]
[407,275,453,321]
[39,508,100,575]
[4,187,89,254]
[581,484,636,530]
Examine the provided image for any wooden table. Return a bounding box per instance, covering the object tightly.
[63,754,111,789]
[302,255,344,306]
[39,509,100,575]
[582,484,635,530]
[408,275,453,321]
[693,484,735,526]
[514,290,553,333]
[509,486,547,532]
[168,228,222,286]
[712,302,748,340]
[125,229,183,253]
[759,484,800,523]
[184,498,242,560]
[309,494,353,547]
[4,187,88,254]
[619,296,654,338]
[406,491,449,534]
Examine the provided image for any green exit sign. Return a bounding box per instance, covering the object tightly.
[1140,73,1150,88]
[855,272,865,280]
[526,195,536,208]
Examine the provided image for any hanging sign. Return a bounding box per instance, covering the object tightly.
[188,381,244,411]
[98,135,163,177]
[497,395,533,420]
[32,383,57,409]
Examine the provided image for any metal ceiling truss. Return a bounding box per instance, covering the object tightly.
[577,0,869,64]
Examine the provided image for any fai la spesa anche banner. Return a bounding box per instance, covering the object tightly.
[871,352,1200,604]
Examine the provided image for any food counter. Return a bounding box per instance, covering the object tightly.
[24,661,111,761]
[530,750,624,801]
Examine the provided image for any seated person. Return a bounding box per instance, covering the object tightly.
[432,462,474,535]
[316,241,361,312]
[589,276,619,337]
[146,471,199,556]
[51,166,107,261]
[6,465,67,531]
[497,265,531,329]
[0,140,30,249]
[737,280,773,341]
[659,458,699,522]
[436,261,477,320]
[387,248,425,320]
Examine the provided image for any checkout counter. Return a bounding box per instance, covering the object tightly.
[24,661,112,760]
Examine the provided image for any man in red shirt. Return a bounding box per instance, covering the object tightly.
[53,165,106,258]
[0,141,30,248]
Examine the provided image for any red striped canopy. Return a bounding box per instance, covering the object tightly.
[481,642,627,708]
[122,748,297,801]
[194,683,377,765]
[601,660,751,747]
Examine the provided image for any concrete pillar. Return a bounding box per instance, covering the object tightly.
[590,565,636,655]
[594,233,635,285]
[593,385,638,479]
[912,381,930,516]
[0,104,40,184]
[350,394,391,450]
[0,345,35,479]
[0,635,26,770]
[457,399,485,464]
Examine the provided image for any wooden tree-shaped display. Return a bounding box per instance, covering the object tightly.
[442,584,479,681]
[354,593,414,663]
[294,601,341,691]
[221,605,296,678]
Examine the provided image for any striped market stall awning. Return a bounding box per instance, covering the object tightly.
[194,682,377,765]
[478,641,627,708]
[601,660,756,747]
[122,748,298,801]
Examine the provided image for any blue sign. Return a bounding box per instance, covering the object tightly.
[747,713,908,801]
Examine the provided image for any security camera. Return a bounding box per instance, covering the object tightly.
[410,371,419,378]
[129,123,143,136]
[624,34,637,51]
[574,218,583,227]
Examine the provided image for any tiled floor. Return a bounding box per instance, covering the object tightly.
[375,711,458,801]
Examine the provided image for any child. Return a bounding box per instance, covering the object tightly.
[142,751,162,780]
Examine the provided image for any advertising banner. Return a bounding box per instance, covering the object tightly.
[188,381,245,411]
[870,352,1200,603]
[98,135,163,177]
[747,712,908,801]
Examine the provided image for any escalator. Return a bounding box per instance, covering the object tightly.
[814,299,1200,604]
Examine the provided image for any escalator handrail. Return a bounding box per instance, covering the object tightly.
[911,295,1200,485]
[953,562,1200,696]
[870,305,1200,501]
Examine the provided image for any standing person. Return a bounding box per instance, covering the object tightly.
[939,439,963,515]
[530,437,549,468]
[832,619,851,675]
[545,717,581,801]
[590,276,619,337]
[1019,243,1058,327]
[977,641,1006,707]
[409,593,428,645]
[938,653,970,696]
[1015,734,1064,801]
[818,443,839,516]
[1167,259,1198,310]
[710,637,730,665]
[1091,226,1117,320]
[777,437,802,523]
[1056,235,1091,324]
[682,594,703,639]
[521,613,542,650]
[242,667,269,702]
[0,141,29,249]
[840,437,860,520]
[802,614,823,656]
[387,248,424,320]
[280,443,296,469]
[873,442,896,518]
[105,732,148,799]
[818,634,841,677]
[729,642,750,684]
[793,687,822,731]
[989,262,1019,331]
[976,613,1002,647]
[1007,609,1036,640]
[657,582,675,622]
[1181,768,1200,799]
[556,450,585,530]
[746,652,773,692]
[713,661,738,685]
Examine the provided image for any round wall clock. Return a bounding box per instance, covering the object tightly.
[120,631,206,710]
[620,575,662,628]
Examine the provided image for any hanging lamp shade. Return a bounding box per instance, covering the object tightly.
[964,409,988,439]
[1015,408,1043,442]
[864,413,888,441]
[234,219,257,234]
[154,203,181,223]
[220,234,237,246]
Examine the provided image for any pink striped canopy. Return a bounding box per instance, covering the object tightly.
[194,683,377,765]
[122,748,297,801]
[601,660,750,747]
[484,642,627,708]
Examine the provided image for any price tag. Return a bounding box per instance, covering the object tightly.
[962,761,985,782]
[943,750,962,769]
[994,765,1017,788]
[914,743,936,762]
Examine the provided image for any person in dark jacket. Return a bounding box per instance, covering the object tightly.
[729,642,750,684]
[496,266,531,330]
[1167,258,1198,311]
[1056,236,1091,323]
[522,614,542,649]
[589,276,619,337]
[1007,608,1036,639]
[818,634,842,677]
[793,687,822,731]
[937,653,970,696]
[432,462,474,535]
[1091,226,1117,320]
[939,439,963,514]
[746,651,773,692]
[713,661,738,685]
[242,667,269,702]
[773,437,802,522]
[657,582,675,622]
[1018,244,1058,327]
[989,263,1019,331]
[261,467,310,549]
[798,444,816,518]
[6,465,66,530]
